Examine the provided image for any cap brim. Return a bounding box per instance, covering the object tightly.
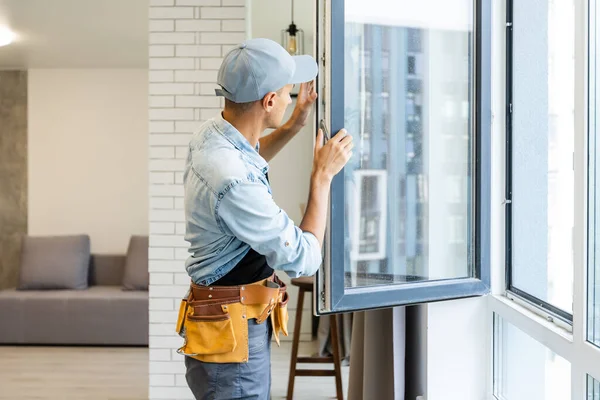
[290,55,318,84]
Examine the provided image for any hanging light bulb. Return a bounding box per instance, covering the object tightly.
[287,29,298,54]
[286,23,298,55]
[281,0,303,55]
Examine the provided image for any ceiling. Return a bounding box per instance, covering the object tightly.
[0,0,148,69]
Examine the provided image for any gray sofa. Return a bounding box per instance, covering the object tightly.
[0,236,149,346]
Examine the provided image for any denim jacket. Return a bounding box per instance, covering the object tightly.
[183,113,322,285]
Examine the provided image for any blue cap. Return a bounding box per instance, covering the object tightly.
[215,38,318,103]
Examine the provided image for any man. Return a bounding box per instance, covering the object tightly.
[179,38,353,400]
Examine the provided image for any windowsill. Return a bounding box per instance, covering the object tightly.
[503,291,572,332]
[488,294,574,360]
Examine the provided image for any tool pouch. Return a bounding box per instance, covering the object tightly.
[177,302,237,356]
[176,296,188,338]
[271,290,290,345]
[175,274,289,362]
[276,291,290,336]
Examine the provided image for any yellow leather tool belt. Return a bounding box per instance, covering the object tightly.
[175,274,289,363]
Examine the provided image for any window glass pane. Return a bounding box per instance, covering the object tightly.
[589,0,600,349]
[589,375,600,400]
[493,315,571,400]
[511,0,574,314]
[343,0,474,288]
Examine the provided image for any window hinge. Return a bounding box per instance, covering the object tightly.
[502,199,512,206]
[509,103,513,113]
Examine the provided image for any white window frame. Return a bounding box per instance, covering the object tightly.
[488,0,600,398]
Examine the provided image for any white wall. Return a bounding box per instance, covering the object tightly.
[28,69,149,254]
[427,298,489,400]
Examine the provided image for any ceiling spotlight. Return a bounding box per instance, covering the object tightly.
[0,27,16,47]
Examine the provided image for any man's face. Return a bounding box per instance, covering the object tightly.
[267,84,293,128]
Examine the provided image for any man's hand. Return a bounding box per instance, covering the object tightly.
[312,128,354,182]
[300,128,353,247]
[259,81,318,162]
[289,80,318,129]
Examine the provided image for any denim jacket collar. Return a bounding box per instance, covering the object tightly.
[213,112,269,174]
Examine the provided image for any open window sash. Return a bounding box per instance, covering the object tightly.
[314,0,492,314]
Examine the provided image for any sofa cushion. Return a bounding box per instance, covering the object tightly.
[18,235,90,290]
[0,286,149,345]
[89,255,126,286]
[122,235,149,290]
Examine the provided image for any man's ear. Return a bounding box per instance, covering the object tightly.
[262,92,277,112]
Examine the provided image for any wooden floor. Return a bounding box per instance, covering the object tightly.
[0,342,349,400]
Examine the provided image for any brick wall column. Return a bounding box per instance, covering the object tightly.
[148,1,245,398]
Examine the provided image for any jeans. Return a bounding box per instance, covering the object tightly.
[185,318,272,400]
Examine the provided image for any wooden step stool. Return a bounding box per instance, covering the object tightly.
[286,276,344,400]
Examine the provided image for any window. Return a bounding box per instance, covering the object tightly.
[506,0,575,322]
[493,314,571,400]
[317,0,491,312]
[589,376,600,400]
[492,0,600,398]
[590,0,600,349]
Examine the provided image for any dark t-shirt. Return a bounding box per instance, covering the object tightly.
[212,247,274,286]
[211,172,274,286]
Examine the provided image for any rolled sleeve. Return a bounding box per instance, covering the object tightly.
[217,180,322,277]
